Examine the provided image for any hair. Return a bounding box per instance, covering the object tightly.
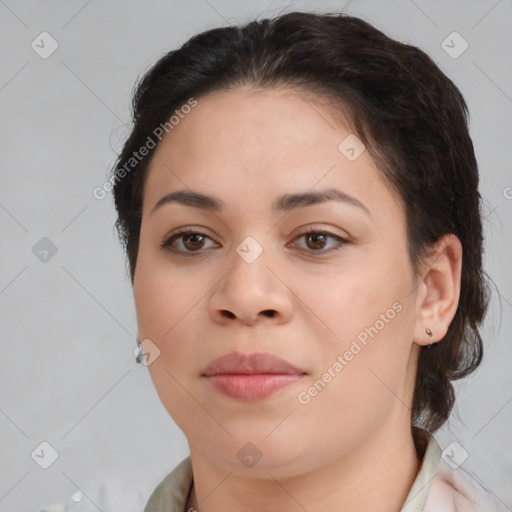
[111,11,491,455]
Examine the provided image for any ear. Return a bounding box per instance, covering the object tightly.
[413,233,463,346]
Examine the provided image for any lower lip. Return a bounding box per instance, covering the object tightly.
[205,374,303,400]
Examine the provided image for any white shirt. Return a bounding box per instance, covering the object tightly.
[38,433,508,511]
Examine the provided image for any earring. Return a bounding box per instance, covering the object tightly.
[134,342,144,364]
[425,328,434,348]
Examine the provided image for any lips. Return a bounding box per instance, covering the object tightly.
[202,352,306,400]
[202,351,305,376]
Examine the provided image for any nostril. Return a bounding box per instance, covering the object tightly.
[219,310,276,320]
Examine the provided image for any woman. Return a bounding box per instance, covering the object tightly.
[40,10,505,512]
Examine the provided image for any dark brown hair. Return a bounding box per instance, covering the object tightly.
[111,11,491,454]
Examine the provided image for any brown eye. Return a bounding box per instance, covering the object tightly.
[305,232,328,250]
[290,229,349,254]
[161,228,349,256]
[161,229,218,253]
[182,233,206,251]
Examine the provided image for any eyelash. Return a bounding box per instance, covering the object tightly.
[160,227,350,255]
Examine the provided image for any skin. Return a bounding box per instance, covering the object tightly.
[133,86,462,512]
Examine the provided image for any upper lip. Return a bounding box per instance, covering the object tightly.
[202,352,306,376]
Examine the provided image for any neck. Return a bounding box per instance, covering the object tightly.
[185,423,423,512]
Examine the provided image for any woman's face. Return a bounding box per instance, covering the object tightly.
[134,86,424,476]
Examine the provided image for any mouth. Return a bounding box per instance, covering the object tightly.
[202,351,306,400]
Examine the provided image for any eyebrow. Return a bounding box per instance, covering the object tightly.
[150,188,370,217]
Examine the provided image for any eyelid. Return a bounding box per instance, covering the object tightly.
[291,224,351,241]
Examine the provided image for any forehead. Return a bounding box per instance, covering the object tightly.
[159,85,353,158]
[141,86,399,221]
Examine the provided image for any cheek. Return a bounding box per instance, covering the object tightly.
[133,259,205,428]
[294,304,414,441]
[134,239,204,340]
[290,256,406,344]
[133,246,219,398]
[290,250,415,389]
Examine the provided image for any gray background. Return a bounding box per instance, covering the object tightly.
[0,0,510,510]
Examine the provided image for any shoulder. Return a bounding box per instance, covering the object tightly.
[403,432,507,512]
[36,470,152,512]
[425,453,508,512]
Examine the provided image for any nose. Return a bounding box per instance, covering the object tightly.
[208,245,294,327]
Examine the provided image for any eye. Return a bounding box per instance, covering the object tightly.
[161,227,350,255]
[160,228,219,253]
[289,227,350,254]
